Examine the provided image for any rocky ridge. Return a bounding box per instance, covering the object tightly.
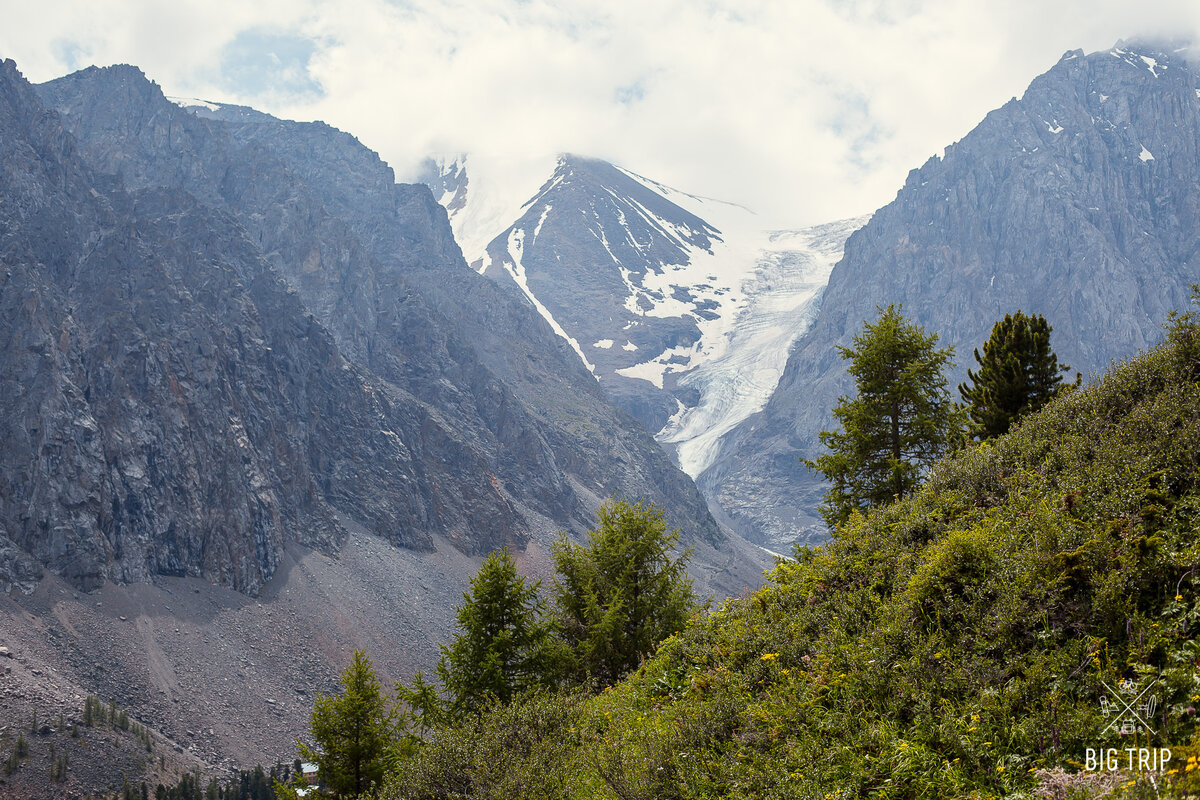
[418,155,865,480]
[705,41,1200,546]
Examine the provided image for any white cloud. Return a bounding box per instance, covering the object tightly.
[4,0,1200,226]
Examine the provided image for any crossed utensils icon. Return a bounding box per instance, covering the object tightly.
[1099,679,1157,736]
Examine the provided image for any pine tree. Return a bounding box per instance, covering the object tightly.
[806,305,958,527]
[959,310,1072,439]
[552,499,695,685]
[437,548,556,716]
[303,650,395,797]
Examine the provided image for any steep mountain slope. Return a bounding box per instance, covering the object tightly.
[381,301,1200,800]
[707,41,1200,546]
[0,57,446,596]
[419,155,865,476]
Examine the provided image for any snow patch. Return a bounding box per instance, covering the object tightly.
[167,96,222,112]
[532,205,552,244]
[1046,120,1064,134]
[503,228,596,376]
[1139,145,1155,162]
[1140,55,1161,76]
[593,339,614,349]
[622,342,638,351]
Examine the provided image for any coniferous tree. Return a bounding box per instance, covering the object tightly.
[806,305,958,527]
[436,548,557,715]
[959,310,1072,439]
[552,499,694,685]
[303,650,395,797]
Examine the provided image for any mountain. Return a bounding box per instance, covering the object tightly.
[0,57,769,787]
[24,63,752,583]
[705,40,1200,546]
[418,155,866,484]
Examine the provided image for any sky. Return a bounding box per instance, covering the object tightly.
[3,0,1199,227]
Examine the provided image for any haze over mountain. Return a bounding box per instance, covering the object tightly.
[705,40,1200,546]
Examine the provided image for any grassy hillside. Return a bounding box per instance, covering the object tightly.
[382,309,1200,800]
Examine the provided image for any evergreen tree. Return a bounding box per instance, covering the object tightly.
[303,650,395,797]
[959,310,1073,439]
[552,499,694,685]
[436,548,556,715]
[806,305,958,527]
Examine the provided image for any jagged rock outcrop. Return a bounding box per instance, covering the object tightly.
[706,41,1200,546]
[0,59,736,597]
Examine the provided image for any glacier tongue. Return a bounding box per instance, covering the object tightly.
[658,216,869,478]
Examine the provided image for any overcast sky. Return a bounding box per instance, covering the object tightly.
[4,1,1199,226]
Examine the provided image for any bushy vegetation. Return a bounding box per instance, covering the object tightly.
[365,308,1200,799]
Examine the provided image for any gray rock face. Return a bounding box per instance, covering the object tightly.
[706,41,1200,547]
[0,59,731,596]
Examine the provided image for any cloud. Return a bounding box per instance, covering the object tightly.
[4,0,1200,226]
[215,28,326,102]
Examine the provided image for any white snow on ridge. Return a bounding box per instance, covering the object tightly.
[615,164,753,237]
[658,216,869,478]
[428,151,866,479]
[167,96,223,112]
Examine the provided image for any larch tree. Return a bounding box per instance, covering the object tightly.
[303,650,395,797]
[806,305,959,527]
[437,548,556,716]
[551,499,694,686]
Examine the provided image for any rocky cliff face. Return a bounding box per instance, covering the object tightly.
[0,59,739,599]
[706,41,1200,546]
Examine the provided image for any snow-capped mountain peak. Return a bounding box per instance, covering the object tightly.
[420,154,865,475]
